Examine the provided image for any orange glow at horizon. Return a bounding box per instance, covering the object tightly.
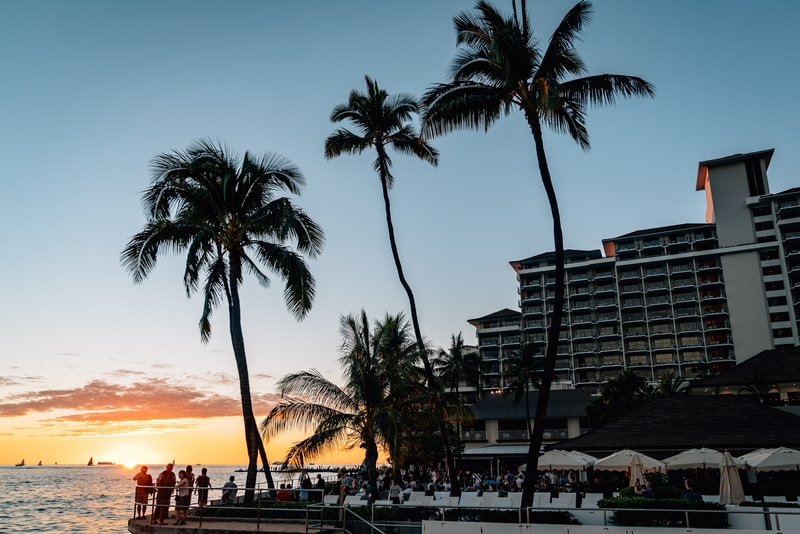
[0,416,373,467]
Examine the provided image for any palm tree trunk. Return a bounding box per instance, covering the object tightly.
[365,438,380,504]
[376,147,460,496]
[521,113,565,508]
[227,252,271,504]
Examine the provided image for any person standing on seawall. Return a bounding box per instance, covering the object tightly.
[196,467,211,509]
[154,464,176,525]
[132,466,153,519]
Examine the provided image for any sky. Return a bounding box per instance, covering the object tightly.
[2,0,800,467]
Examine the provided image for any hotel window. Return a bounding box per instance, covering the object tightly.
[652,338,674,349]
[682,350,703,363]
[765,280,785,291]
[746,159,766,196]
[651,323,672,334]
[679,335,701,347]
[654,352,675,364]
[598,326,617,336]
[625,325,646,336]
[627,340,647,351]
[760,250,779,261]
[574,328,593,338]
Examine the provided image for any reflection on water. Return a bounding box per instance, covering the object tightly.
[0,464,346,533]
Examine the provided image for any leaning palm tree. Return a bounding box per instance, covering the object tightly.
[324,77,462,494]
[121,139,324,502]
[422,0,654,506]
[260,311,423,503]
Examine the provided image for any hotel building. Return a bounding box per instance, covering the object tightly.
[469,148,800,394]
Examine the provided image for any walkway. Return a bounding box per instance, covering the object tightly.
[127,517,338,533]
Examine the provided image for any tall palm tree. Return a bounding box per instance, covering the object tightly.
[422,0,654,506]
[324,76,463,494]
[260,311,423,503]
[502,342,547,435]
[434,332,485,396]
[121,139,324,502]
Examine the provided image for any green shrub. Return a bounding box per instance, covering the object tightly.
[348,505,577,525]
[654,486,682,500]
[619,486,635,498]
[644,468,669,487]
[598,497,729,529]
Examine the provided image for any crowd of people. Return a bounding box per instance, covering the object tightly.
[132,463,217,526]
[133,461,708,524]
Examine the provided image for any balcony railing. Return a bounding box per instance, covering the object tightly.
[497,429,529,441]
[461,430,487,441]
[542,429,569,440]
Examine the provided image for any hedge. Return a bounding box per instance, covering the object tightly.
[348,505,577,525]
[598,497,729,528]
[619,486,681,499]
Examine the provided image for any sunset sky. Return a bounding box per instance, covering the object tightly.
[2,0,800,466]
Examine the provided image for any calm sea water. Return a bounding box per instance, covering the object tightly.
[0,464,344,533]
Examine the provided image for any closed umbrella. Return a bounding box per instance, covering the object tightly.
[629,453,646,487]
[719,451,745,504]
[594,449,666,472]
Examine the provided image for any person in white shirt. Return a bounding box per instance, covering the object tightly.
[174,470,191,525]
[221,476,238,504]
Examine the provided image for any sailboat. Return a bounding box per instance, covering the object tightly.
[87,457,94,466]
[37,461,42,466]
[15,459,25,467]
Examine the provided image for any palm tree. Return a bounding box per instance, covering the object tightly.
[121,139,324,502]
[422,0,654,506]
[503,342,547,436]
[656,371,689,397]
[434,332,485,396]
[260,311,423,503]
[740,371,779,403]
[324,76,463,494]
[585,369,652,424]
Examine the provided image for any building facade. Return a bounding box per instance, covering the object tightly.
[471,148,800,393]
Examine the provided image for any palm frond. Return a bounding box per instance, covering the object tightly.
[421,82,506,137]
[560,74,655,107]
[324,129,372,159]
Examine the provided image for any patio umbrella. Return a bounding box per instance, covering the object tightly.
[739,447,800,472]
[594,449,666,472]
[662,447,744,469]
[524,450,595,471]
[629,453,646,487]
[719,450,745,504]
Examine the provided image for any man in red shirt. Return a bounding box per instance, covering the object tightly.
[154,464,176,525]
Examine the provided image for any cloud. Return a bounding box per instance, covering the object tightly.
[188,371,237,386]
[57,352,81,357]
[107,369,146,377]
[151,363,173,369]
[252,373,274,381]
[0,432,13,436]
[0,380,282,426]
[0,376,45,387]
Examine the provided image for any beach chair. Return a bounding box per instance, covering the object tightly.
[408,491,426,502]
[373,500,393,507]
[532,493,549,508]
[493,497,513,508]
[343,495,364,506]
[508,492,523,509]
[548,497,571,509]
[323,495,339,505]
[702,495,720,503]
[459,495,484,507]
[419,496,434,506]
[558,493,577,508]
[441,496,460,507]
[580,498,600,509]
[482,493,496,507]
[765,496,787,502]
[745,495,754,502]
[434,491,450,501]
[585,492,604,501]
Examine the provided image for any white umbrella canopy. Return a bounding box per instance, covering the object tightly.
[629,453,646,487]
[662,448,744,470]
[740,447,800,472]
[594,449,666,472]
[719,451,746,505]
[524,450,596,471]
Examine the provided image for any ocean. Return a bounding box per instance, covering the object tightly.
[0,464,348,533]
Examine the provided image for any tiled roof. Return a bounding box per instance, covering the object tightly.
[472,389,591,420]
[467,308,521,323]
[605,223,712,242]
[694,347,800,388]
[549,395,800,458]
[512,249,603,264]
